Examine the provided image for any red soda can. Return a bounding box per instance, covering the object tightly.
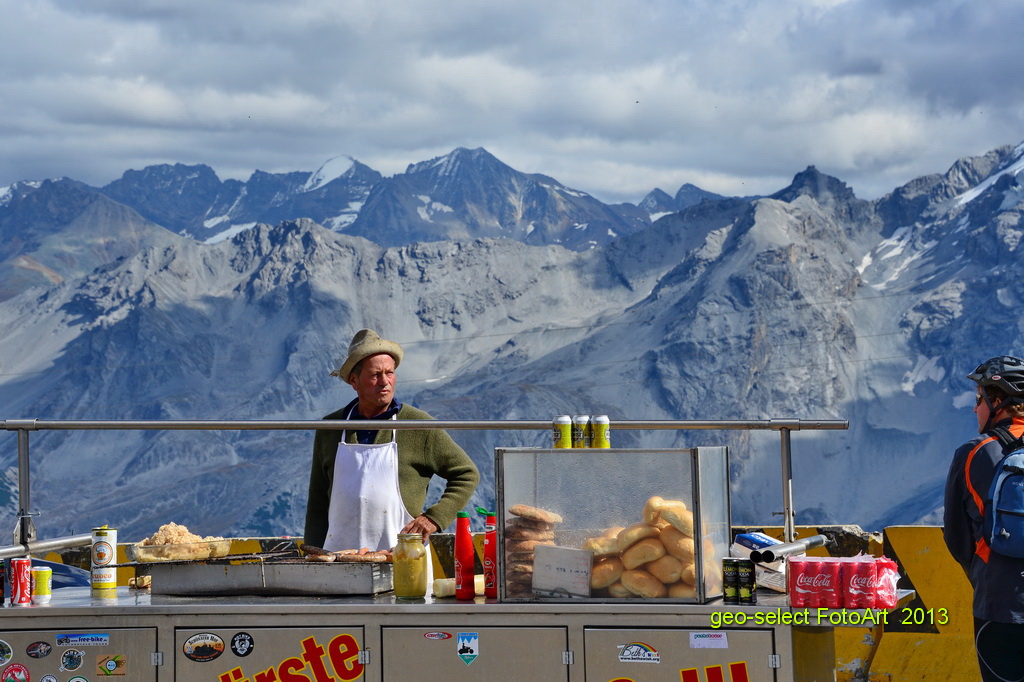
[820,558,842,608]
[787,557,811,607]
[10,558,32,606]
[843,557,877,609]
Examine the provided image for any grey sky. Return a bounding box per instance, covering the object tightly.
[2,0,1022,204]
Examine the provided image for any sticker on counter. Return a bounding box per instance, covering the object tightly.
[68,678,89,682]
[57,633,110,646]
[40,675,58,682]
[98,653,127,676]
[27,641,52,659]
[60,648,85,671]
[689,631,729,649]
[230,632,255,657]
[618,641,661,663]
[423,632,452,640]
[1,663,29,682]
[184,633,226,663]
[0,641,10,666]
[456,632,478,666]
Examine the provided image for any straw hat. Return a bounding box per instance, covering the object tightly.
[331,329,404,382]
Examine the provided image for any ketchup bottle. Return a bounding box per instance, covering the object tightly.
[477,506,498,599]
[454,511,475,600]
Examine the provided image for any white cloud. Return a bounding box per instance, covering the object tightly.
[1,0,1022,203]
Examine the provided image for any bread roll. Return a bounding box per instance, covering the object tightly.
[646,554,683,584]
[680,562,697,586]
[608,581,632,598]
[591,556,624,589]
[506,517,555,531]
[669,582,697,599]
[505,526,555,541]
[642,496,666,524]
[616,522,660,553]
[660,526,695,563]
[621,569,668,598]
[506,539,553,554]
[621,537,666,570]
[582,536,619,557]
[508,504,563,524]
[600,525,625,539]
[659,503,693,536]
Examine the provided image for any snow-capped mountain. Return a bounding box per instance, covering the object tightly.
[1,142,1023,542]
[345,147,650,249]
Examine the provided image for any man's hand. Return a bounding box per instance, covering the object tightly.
[402,514,441,540]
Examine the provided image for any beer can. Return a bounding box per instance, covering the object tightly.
[552,415,572,448]
[10,558,31,606]
[737,558,757,604]
[590,415,611,448]
[91,526,118,591]
[722,558,739,605]
[30,566,52,605]
[571,415,591,448]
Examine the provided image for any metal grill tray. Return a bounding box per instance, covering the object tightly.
[122,554,394,596]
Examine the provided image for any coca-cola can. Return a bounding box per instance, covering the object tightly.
[821,558,842,608]
[10,558,32,606]
[843,558,877,609]
[787,557,811,607]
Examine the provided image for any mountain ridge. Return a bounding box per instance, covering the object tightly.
[1,142,1023,540]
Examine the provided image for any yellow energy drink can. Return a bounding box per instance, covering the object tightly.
[571,415,591,448]
[591,415,611,448]
[552,415,572,448]
[91,526,117,591]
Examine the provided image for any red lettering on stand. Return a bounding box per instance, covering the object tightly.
[220,669,247,682]
[327,634,363,681]
[705,665,725,682]
[680,669,700,682]
[278,657,309,682]
[729,662,750,682]
[300,637,335,682]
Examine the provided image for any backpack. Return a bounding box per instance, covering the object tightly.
[982,427,1024,558]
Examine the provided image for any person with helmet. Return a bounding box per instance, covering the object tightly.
[944,355,1024,682]
[304,329,479,554]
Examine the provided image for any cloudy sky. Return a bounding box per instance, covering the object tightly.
[2,0,1022,204]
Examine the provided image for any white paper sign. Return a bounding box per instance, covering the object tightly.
[690,631,729,649]
[531,545,591,598]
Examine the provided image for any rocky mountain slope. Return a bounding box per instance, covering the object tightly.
[1,142,1023,541]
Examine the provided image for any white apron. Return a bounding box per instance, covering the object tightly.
[324,409,411,552]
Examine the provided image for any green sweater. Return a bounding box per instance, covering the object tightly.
[303,402,480,548]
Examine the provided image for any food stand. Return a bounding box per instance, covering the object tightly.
[0,417,895,681]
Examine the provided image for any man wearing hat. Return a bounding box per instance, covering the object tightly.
[304,329,479,553]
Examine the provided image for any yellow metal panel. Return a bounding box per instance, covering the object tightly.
[866,526,978,681]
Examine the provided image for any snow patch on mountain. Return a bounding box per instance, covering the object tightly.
[207,222,257,244]
[303,156,355,192]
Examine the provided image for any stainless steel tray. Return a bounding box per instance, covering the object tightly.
[141,559,394,596]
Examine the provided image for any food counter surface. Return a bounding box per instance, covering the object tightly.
[0,587,903,681]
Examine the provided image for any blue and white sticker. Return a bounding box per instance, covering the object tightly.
[57,632,110,646]
[457,632,479,666]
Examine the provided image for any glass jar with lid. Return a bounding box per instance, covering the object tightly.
[393,533,428,599]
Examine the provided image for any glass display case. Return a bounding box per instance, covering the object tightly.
[495,447,730,603]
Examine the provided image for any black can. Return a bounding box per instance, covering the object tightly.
[722,558,739,605]
[737,558,757,604]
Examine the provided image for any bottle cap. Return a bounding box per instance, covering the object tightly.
[457,511,469,518]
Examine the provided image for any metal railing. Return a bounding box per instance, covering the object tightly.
[1,417,847,554]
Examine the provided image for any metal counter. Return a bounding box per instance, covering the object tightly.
[0,586,904,681]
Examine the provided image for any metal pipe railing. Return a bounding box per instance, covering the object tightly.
[0,534,93,561]
[3,417,847,548]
